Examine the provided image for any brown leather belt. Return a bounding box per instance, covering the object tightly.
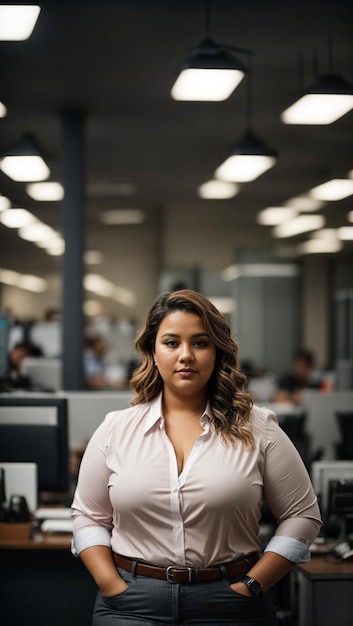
[113,552,259,584]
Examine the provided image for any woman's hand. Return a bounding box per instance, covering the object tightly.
[100,578,129,597]
[229,581,253,597]
[78,546,130,597]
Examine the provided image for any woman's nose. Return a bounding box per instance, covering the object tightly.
[179,344,194,362]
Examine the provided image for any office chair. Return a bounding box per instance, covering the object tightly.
[335,412,353,460]
[278,413,309,466]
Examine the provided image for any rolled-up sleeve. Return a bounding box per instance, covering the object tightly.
[264,535,311,563]
[261,410,322,562]
[71,412,116,555]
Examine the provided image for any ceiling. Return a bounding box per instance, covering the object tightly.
[0,0,353,318]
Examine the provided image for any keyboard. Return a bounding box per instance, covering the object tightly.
[40,518,73,533]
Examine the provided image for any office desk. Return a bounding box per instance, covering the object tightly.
[0,533,96,626]
[296,554,353,626]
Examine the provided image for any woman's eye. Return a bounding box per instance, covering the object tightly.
[194,341,207,348]
[165,340,178,347]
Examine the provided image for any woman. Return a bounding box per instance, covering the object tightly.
[71,289,322,625]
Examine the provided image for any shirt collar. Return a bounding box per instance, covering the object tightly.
[142,392,214,435]
[142,393,163,434]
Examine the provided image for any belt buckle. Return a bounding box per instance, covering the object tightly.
[166,565,193,583]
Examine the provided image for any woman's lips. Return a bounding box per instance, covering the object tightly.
[176,369,196,377]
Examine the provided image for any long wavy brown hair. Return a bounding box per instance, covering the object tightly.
[131,290,254,449]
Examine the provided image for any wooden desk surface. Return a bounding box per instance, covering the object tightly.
[297,553,353,579]
[0,532,72,550]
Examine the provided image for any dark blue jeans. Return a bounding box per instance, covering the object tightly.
[92,567,279,625]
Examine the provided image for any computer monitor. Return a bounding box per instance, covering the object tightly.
[0,397,69,502]
[20,357,62,391]
[327,479,353,538]
[311,460,353,519]
[0,313,9,380]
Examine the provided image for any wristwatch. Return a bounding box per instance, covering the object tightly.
[240,575,264,597]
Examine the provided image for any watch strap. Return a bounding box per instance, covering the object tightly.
[240,575,264,597]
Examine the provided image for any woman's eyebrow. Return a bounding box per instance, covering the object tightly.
[160,332,209,338]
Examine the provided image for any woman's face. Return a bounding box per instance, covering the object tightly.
[153,310,216,400]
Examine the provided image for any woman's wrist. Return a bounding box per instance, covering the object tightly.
[100,577,128,596]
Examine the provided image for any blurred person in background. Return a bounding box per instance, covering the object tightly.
[272,349,322,405]
[84,334,129,389]
[6,340,43,389]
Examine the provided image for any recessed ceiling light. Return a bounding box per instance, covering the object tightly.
[209,297,235,314]
[27,182,64,201]
[84,273,136,306]
[100,209,145,225]
[273,215,325,238]
[45,240,65,256]
[309,179,353,201]
[312,229,339,241]
[36,233,63,249]
[198,180,238,199]
[0,208,36,228]
[298,239,343,254]
[87,182,137,197]
[221,263,299,280]
[0,268,20,286]
[220,265,240,281]
[284,195,324,212]
[0,195,11,212]
[19,223,57,243]
[18,274,47,292]
[256,207,298,225]
[0,268,46,292]
[84,250,104,265]
[338,226,353,240]
[84,274,115,298]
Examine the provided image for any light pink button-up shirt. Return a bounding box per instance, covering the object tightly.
[71,393,321,567]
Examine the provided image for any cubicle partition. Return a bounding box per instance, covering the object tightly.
[56,390,134,449]
[303,390,353,459]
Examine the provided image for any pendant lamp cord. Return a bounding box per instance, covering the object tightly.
[246,53,253,130]
[204,0,211,39]
[327,32,333,74]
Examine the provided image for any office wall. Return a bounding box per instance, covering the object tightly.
[2,250,352,382]
[302,256,330,370]
[229,251,301,377]
[0,275,61,320]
